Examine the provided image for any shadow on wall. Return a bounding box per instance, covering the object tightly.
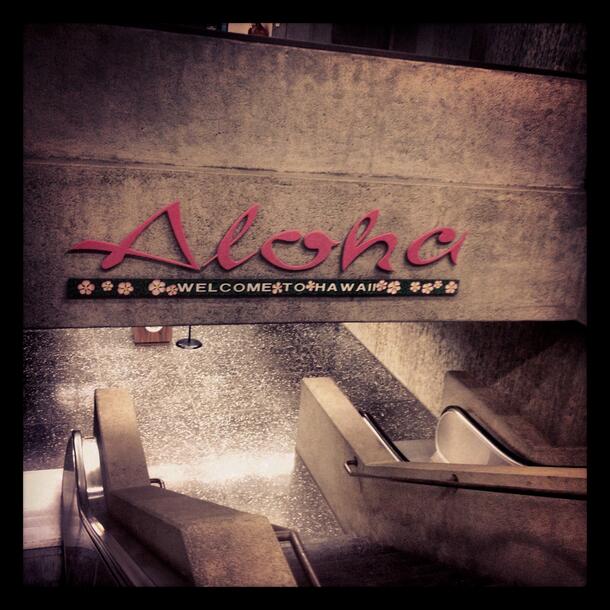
[425,515,586,585]
[490,324,586,447]
[345,321,586,447]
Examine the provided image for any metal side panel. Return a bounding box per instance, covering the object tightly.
[61,431,189,586]
[435,408,523,466]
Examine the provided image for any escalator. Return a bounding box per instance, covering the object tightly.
[359,406,527,467]
[297,376,586,586]
[62,431,187,586]
[62,430,325,586]
[58,378,585,587]
[61,429,499,586]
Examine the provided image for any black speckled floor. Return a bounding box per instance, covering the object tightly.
[23,323,436,539]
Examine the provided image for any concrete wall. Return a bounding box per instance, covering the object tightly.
[23,469,63,550]
[345,321,586,447]
[23,24,586,328]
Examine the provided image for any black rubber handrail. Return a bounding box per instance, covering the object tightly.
[64,432,176,586]
[358,410,409,462]
[360,405,531,466]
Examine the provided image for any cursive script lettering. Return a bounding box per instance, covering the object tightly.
[68,202,467,272]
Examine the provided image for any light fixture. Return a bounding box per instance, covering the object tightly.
[176,325,202,350]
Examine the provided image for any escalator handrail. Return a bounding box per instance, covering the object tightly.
[360,404,580,469]
[66,430,155,586]
[358,406,528,466]
[440,405,533,466]
[343,412,586,500]
[357,410,409,462]
[441,405,586,469]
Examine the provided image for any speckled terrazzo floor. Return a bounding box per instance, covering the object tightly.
[23,323,436,540]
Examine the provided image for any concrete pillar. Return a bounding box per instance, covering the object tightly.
[94,388,151,492]
[94,387,296,586]
[109,486,296,587]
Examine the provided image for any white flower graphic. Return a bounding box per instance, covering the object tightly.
[166,284,178,296]
[117,281,133,295]
[305,280,316,291]
[422,282,434,294]
[433,280,443,289]
[272,282,283,294]
[77,280,95,295]
[409,281,421,293]
[445,281,459,294]
[375,280,388,291]
[386,281,401,295]
[148,280,166,295]
[101,280,114,292]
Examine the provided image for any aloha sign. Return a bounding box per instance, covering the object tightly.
[66,202,465,299]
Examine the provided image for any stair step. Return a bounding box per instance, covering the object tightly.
[302,536,415,564]
[287,536,498,587]
[313,556,454,587]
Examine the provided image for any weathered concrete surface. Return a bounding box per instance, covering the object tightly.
[108,485,296,587]
[345,321,586,447]
[94,386,296,586]
[296,377,586,586]
[23,162,585,328]
[23,24,586,189]
[23,24,586,328]
[94,388,151,491]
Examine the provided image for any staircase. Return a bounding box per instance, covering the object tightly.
[282,535,499,587]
